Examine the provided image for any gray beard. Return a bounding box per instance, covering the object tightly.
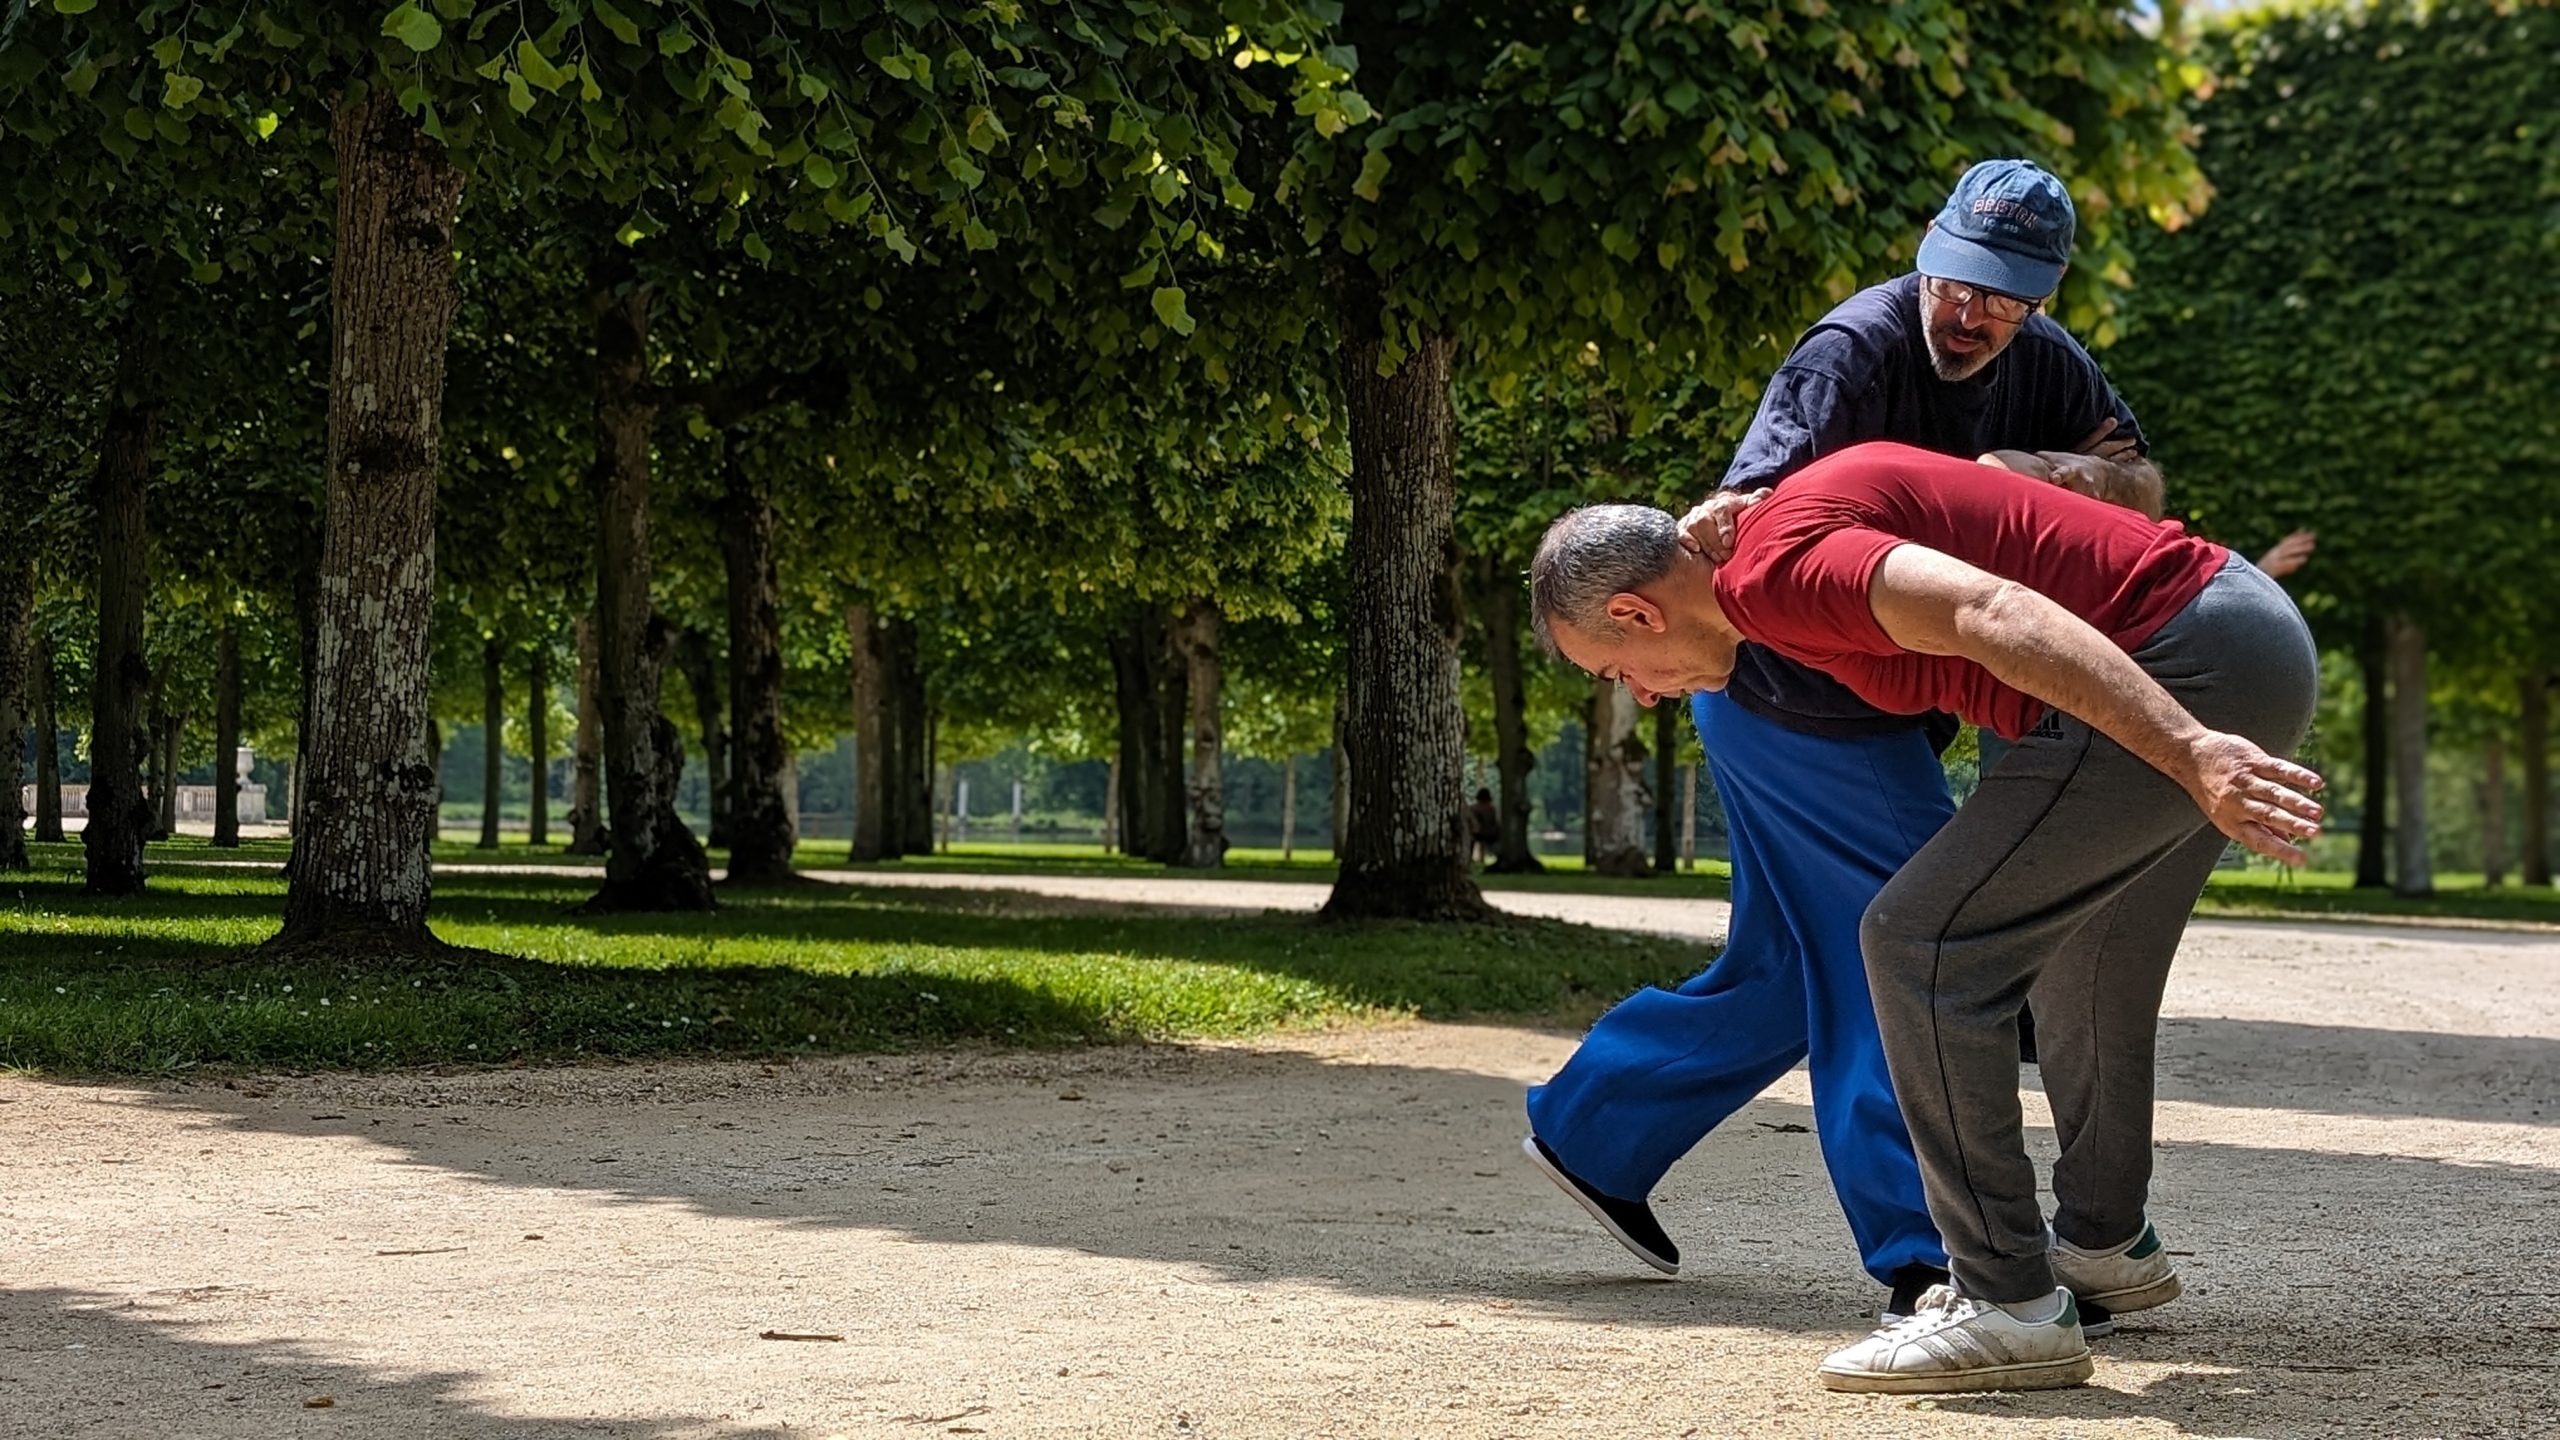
[1922,326,1998,382]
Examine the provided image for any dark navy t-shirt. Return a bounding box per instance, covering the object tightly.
[1716,272,2147,737]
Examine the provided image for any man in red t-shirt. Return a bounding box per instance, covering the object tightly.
[1529,441,2322,1395]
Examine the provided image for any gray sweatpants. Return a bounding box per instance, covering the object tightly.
[1860,556,2319,1303]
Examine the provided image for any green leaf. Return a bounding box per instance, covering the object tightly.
[506,69,535,115]
[591,0,642,47]
[943,152,984,188]
[121,105,155,141]
[382,3,444,53]
[658,25,695,57]
[518,40,570,92]
[52,0,99,14]
[150,35,183,68]
[802,152,840,189]
[1352,149,1391,202]
[161,73,202,108]
[741,230,772,263]
[961,216,996,251]
[1152,285,1195,336]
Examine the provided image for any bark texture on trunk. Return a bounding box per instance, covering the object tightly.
[2482,733,2508,887]
[2525,668,2551,888]
[1101,753,1119,853]
[674,625,730,851]
[2387,615,2431,897]
[891,620,933,857]
[2354,619,2390,890]
[720,447,795,882]
[584,256,712,913]
[1652,701,1679,873]
[83,310,160,895]
[274,94,464,952]
[1330,696,1349,859]
[1584,679,1651,878]
[1173,600,1225,869]
[1680,764,1698,870]
[478,635,504,849]
[34,629,65,844]
[152,697,179,840]
[849,605,895,861]
[527,645,550,847]
[212,619,241,848]
[1322,305,1486,920]
[1107,611,1189,865]
[1472,553,1543,874]
[0,557,30,869]
[565,613,606,855]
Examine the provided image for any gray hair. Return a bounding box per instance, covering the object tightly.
[1527,504,1682,657]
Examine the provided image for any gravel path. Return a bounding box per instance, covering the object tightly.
[5,874,2555,1438]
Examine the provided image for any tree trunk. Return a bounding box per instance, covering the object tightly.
[478,635,505,849]
[1101,753,1120,853]
[0,557,29,870]
[1174,600,1225,868]
[527,645,550,847]
[1680,764,1698,870]
[1322,300,1486,920]
[1281,755,1298,863]
[584,255,712,913]
[288,536,318,843]
[720,446,794,882]
[1652,701,1680,873]
[674,625,730,851]
[212,618,242,848]
[2481,732,2508,887]
[1104,608,1188,866]
[2525,668,2551,888]
[2388,615,2431,897]
[273,94,465,954]
[2354,617,2390,890]
[82,309,159,895]
[565,613,606,855]
[1585,679,1651,878]
[34,628,65,845]
[153,702,180,840]
[1330,696,1350,860]
[848,605,895,861]
[891,620,934,856]
[1474,553,1543,874]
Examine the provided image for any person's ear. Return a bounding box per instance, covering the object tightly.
[1602,592,1668,635]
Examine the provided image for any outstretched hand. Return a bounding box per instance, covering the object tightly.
[1676,488,1768,562]
[2181,731,2325,865]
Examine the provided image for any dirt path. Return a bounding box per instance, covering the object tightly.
[4,887,2555,1438]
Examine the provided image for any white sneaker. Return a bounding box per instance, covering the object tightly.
[2050,1221,2183,1314]
[1817,1285,2093,1394]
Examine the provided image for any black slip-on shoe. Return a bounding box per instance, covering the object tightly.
[1883,1263,1952,1325]
[1881,1263,2117,1337]
[1520,1135,1679,1275]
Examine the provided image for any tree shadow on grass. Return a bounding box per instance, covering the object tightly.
[26,1042,2560,1439]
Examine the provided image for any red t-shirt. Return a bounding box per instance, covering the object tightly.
[1712,442,2230,741]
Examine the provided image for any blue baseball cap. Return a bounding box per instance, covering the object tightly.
[1915,159,2077,301]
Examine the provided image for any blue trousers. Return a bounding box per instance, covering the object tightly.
[1525,690,1954,1283]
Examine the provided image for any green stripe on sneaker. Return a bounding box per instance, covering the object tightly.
[2125,1224,2162,1261]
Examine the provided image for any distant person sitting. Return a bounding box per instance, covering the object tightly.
[1468,788,1501,868]
[1530,440,2321,1393]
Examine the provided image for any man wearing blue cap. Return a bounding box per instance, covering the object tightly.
[1521,160,2184,1334]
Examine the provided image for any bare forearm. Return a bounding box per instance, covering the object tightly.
[2089,456,2164,520]
[1954,581,2201,781]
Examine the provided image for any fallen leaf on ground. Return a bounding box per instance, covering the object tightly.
[758,1330,845,1342]
[304,1396,334,1408]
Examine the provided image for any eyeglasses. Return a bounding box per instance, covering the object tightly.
[1921,276,2042,325]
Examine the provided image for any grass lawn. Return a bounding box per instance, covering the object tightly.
[0,840,1702,1077]
[424,830,2560,924]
